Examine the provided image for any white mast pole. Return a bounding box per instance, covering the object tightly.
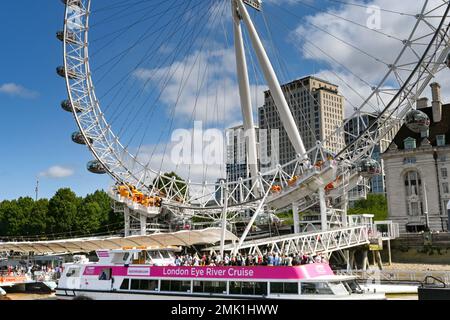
[423,182,430,231]
[232,0,260,191]
[236,0,308,160]
[220,183,229,257]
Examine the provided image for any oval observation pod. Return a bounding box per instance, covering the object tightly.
[56,66,80,80]
[61,100,82,113]
[56,31,64,42]
[61,0,82,8]
[405,109,430,133]
[56,66,66,78]
[71,131,93,145]
[56,31,77,43]
[357,159,382,178]
[87,160,107,174]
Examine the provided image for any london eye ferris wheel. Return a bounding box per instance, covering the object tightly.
[57,0,450,244]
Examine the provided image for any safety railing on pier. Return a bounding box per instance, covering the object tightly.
[335,269,450,284]
[209,225,370,257]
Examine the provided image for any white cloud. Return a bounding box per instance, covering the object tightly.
[39,166,75,179]
[0,83,39,99]
[133,48,266,126]
[289,0,449,112]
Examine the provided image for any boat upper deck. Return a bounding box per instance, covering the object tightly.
[70,263,336,281]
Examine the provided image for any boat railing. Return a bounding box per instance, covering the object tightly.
[422,276,447,288]
[335,269,450,284]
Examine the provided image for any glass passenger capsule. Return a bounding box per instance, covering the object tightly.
[61,100,82,113]
[61,0,82,8]
[56,66,80,80]
[87,160,107,174]
[405,109,430,133]
[71,131,93,145]
[357,158,382,177]
[56,31,77,43]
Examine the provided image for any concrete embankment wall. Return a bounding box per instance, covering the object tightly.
[384,233,450,264]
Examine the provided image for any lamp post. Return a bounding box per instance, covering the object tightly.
[423,182,430,231]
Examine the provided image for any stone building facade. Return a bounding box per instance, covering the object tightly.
[382,83,450,233]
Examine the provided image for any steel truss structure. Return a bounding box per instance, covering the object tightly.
[210,225,370,257]
[61,0,450,211]
[59,0,450,250]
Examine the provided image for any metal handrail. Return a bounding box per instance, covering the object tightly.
[336,269,450,284]
[422,275,447,288]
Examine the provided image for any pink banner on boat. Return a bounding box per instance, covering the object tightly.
[83,263,333,280]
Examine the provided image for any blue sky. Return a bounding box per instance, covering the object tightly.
[0,1,444,200]
[0,0,317,200]
[0,1,110,200]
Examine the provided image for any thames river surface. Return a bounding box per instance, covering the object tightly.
[0,293,417,301]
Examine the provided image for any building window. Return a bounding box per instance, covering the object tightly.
[443,183,449,194]
[404,137,416,150]
[437,135,446,147]
[404,171,421,197]
[442,168,448,179]
[421,130,429,138]
[404,157,417,164]
[410,202,421,216]
[404,171,423,216]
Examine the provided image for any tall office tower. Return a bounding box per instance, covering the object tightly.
[258,76,345,172]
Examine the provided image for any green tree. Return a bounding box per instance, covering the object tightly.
[348,193,388,221]
[0,188,124,238]
[79,190,120,233]
[76,200,103,234]
[0,199,29,236]
[27,199,49,236]
[47,188,80,234]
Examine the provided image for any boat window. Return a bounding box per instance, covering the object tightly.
[301,282,333,295]
[270,282,298,295]
[65,267,80,278]
[255,282,268,295]
[229,282,267,295]
[344,280,363,294]
[193,281,227,294]
[120,279,129,290]
[160,280,189,292]
[130,279,158,291]
[329,282,349,296]
[112,252,130,264]
[160,251,171,259]
[132,251,148,264]
[98,268,112,281]
[148,251,161,260]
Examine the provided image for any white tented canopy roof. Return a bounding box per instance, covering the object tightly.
[0,228,238,255]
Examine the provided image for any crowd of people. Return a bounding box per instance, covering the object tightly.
[173,252,327,267]
[0,264,62,280]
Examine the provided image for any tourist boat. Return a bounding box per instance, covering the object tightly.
[56,248,385,300]
[0,273,56,295]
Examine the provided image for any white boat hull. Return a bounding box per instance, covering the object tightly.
[56,289,385,300]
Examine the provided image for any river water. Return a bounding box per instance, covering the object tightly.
[0,293,417,300]
[0,293,57,300]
